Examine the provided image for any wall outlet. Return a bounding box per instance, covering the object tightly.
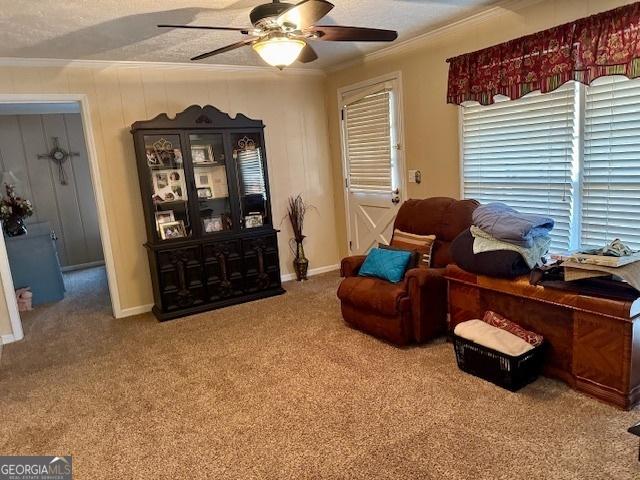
[408,170,422,184]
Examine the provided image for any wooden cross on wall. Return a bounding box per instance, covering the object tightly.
[38,137,79,185]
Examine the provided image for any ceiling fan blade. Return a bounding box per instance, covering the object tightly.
[298,44,318,64]
[311,26,398,42]
[277,0,334,30]
[159,24,251,34]
[191,38,256,61]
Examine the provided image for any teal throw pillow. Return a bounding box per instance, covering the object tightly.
[358,247,412,283]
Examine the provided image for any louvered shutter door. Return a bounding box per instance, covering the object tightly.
[344,90,392,193]
[238,149,266,196]
[461,84,577,251]
[583,76,640,249]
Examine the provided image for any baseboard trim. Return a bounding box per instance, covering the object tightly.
[281,263,340,282]
[61,260,105,272]
[1,333,22,345]
[116,303,153,319]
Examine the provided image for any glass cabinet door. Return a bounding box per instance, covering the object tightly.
[188,133,233,235]
[143,134,192,241]
[231,133,270,230]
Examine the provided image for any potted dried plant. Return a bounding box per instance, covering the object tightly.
[0,183,33,237]
[285,194,314,281]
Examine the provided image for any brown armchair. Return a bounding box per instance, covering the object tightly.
[337,197,479,346]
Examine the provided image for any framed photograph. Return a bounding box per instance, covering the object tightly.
[197,187,213,199]
[244,213,263,229]
[152,169,187,202]
[191,145,215,164]
[154,210,175,231]
[171,185,184,198]
[155,172,168,189]
[195,172,212,189]
[159,220,187,240]
[203,216,223,233]
[210,166,229,198]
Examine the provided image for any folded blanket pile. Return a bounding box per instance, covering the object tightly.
[451,202,554,277]
[472,202,554,248]
[470,225,550,269]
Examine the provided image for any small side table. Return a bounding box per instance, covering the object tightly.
[628,423,640,461]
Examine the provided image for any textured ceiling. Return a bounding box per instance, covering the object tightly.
[0,0,499,69]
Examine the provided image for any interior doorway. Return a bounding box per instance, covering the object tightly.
[338,72,407,255]
[0,94,120,345]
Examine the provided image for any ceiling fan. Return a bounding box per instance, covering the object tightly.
[158,0,398,69]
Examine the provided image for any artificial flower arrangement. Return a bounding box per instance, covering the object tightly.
[0,183,34,236]
[285,194,315,281]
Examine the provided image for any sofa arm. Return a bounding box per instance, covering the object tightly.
[405,267,448,342]
[341,255,367,277]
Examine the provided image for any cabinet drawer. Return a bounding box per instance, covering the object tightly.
[156,246,205,312]
[202,240,244,301]
[242,234,281,293]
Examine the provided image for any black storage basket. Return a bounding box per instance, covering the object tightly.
[453,334,544,392]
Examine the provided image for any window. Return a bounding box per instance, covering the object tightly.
[583,76,640,250]
[461,76,640,252]
[343,89,393,193]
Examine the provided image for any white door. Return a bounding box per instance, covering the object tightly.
[340,78,405,254]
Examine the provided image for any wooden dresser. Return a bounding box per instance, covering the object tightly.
[446,265,640,410]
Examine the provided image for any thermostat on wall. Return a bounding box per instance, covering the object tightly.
[408,170,422,184]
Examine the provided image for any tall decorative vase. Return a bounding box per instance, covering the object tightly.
[4,216,26,237]
[293,237,309,281]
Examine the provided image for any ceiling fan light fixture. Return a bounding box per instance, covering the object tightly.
[252,36,306,69]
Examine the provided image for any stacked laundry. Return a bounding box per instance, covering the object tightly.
[451,202,554,278]
[561,239,640,292]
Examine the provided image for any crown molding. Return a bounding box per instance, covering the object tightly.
[326,0,544,74]
[0,56,326,77]
[0,0,545,78]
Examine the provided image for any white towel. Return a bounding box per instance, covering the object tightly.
[454,319,534,356]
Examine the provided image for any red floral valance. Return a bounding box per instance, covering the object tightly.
[447,2,640,105]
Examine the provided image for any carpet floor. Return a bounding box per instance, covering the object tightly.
[1,267,639,479]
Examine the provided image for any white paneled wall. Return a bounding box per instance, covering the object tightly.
[0,113,103,268]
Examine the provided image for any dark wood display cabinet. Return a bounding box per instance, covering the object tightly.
[131,105,284,321]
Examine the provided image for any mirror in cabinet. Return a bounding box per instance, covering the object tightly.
[144,134,192,241]
[232,133,269,230]
[189,133,233,235]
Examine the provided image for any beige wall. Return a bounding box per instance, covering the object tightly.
[325,0,637,259]
[0,63,339,335]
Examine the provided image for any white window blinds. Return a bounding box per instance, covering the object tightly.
[583,76,640,250]
[461,83,578,251]
[237,148,266,197]
[344,90,392,193]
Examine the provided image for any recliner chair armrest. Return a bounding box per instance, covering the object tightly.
[405,267,448,342]
[341,255,367,277]
[405,267,447,286]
